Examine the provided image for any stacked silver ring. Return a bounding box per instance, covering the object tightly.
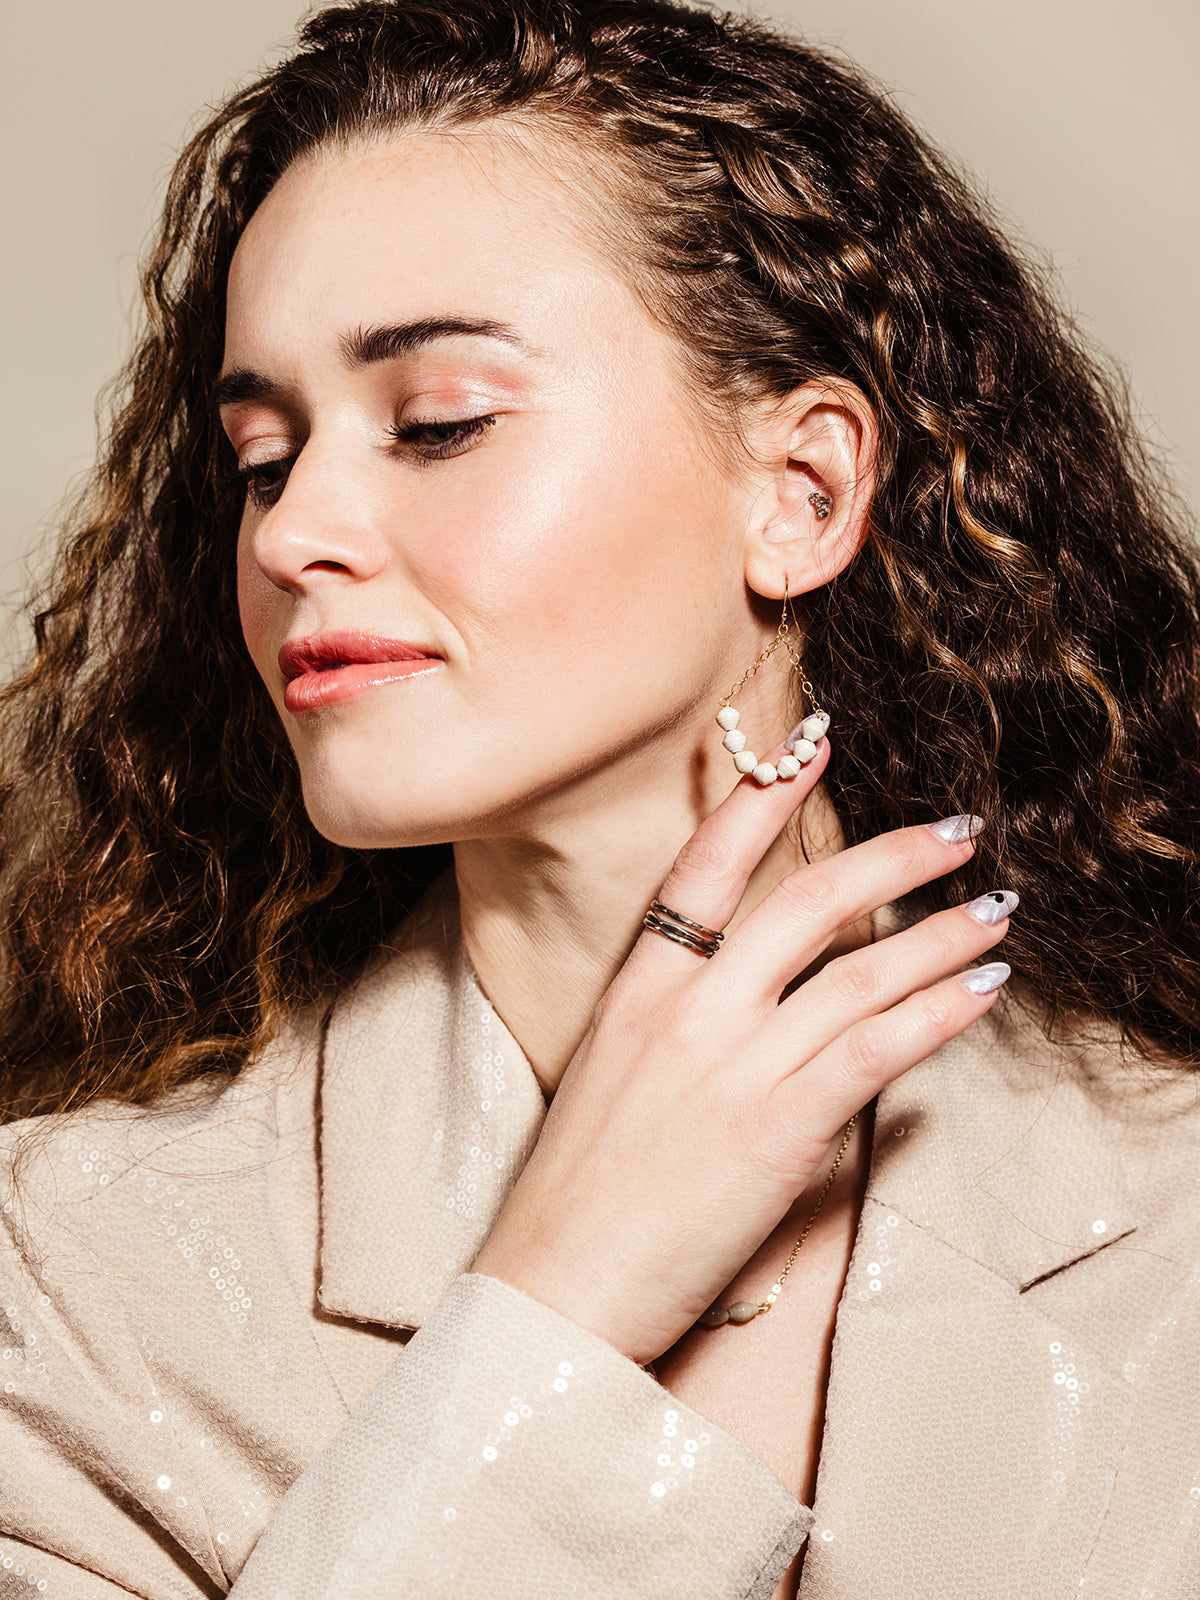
[642,900,725,959]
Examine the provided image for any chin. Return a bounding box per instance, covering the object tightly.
[299,782,456,851]
[295,754,515,851]
[288,724,574,849]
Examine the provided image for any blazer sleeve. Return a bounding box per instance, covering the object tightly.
[0,1536,147,1600]
[231,1272,813,1600]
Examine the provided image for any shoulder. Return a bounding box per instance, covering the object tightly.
[0,1001,342,1592]
[0,1000,327,1286]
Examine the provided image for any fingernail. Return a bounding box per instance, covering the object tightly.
[783,712,830,753]
[963,889,1019,926]
[960,961,1010,995]
[927,813,984,845]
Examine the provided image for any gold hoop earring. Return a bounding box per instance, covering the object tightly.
[715,580,829,787]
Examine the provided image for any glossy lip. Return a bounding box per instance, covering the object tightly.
[279,631,443,714]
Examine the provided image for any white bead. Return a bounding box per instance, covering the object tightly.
[722,729,747,753]
[733,750,758,774]
[716,707,740,731]
[753,763,778,786]
[800,715,826,743]
[777,754,802,779]
[793,738,818,763]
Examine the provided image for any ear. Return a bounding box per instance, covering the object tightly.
[742,380,877,601]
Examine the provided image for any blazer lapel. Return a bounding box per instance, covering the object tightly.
[1078,1261,1200,1597]
[801,1004,1140,1599]
[318,887,547,1329]
[319,898,1152,1594]
[866,1001,1140,1289]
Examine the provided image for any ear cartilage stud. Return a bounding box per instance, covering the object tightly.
[807,492,832,520]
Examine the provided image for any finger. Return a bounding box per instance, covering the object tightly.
[769,961,1011,1156]
[714,814,984,999]
[632,735,832,971]
[764,892,1016,1062]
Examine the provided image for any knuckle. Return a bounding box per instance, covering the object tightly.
[668,831,735,885]
[825,953,882,1007]
[881,830,925,879]
[775,866,840,922]
[663,993,713,1048]
[927,920,966,968]
[921,989,958,1032]
[843,1024,891,1082]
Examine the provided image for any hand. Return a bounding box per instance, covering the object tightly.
[470,742,1012,1366]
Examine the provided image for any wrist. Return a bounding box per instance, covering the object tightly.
[469,1246,661,1366]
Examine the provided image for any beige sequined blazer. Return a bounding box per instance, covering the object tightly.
[2,890,1199,1600]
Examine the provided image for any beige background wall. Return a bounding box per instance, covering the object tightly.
[2,0,1196,657]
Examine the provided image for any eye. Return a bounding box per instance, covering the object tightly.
[217,453,294,512]
[388,414,496,463]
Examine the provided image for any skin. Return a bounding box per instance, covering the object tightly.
[223,125,1012,1588]
[226,127,874,1087]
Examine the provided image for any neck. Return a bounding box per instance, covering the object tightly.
[453,723,852,1100]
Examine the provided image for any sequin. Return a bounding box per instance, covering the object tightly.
[4,883,1196,1597]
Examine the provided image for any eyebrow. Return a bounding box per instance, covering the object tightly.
[213,316,526,410]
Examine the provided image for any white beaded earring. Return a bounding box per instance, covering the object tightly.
[716,579,829,787]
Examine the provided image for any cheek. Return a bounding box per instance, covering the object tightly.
[236,523,278,675]
[437,417,690,665]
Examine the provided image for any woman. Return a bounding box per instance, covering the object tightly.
[2,1,1198,1595]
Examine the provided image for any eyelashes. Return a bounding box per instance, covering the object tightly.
[216,454,291,512]
[386,413,496,459]
[218,413,497,511]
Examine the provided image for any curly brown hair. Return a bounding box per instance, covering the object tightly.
[2,0,1198,1122]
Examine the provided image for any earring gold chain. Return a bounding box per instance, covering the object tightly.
[718,579,824,721]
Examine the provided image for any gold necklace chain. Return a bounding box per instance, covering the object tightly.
[695,1113,857,1330]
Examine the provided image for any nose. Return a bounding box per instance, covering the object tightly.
[245,443,391,593]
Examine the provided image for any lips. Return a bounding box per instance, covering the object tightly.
[279,632,442,714]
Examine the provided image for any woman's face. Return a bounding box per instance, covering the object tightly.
[223,128,769,848]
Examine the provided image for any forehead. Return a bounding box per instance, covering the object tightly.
[223,127,635,359]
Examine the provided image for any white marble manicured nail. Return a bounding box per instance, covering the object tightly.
[963,890,1019,925]
[961,962,1011,995]
[928,814,984,845]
